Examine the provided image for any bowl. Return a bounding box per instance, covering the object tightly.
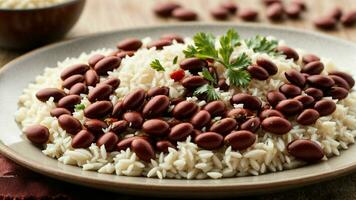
[0,0,85,50]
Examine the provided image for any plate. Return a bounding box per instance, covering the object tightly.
[1,24,356,197]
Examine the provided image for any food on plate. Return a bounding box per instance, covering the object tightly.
[15,29,356,179]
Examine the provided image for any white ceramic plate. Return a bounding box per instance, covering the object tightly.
[1,24,356,197]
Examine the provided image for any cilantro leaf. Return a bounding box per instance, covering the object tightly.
[183,45,198,58]
[173,56,178,65]
[219,29,240,64]
[245,35,279,56]
[191,32,218,60]
[230,53,251,69]
[226,68,251,88]
[201,68,216,84]
[74,104,85,110]
[193,84,220,102]
[150,59,165,71]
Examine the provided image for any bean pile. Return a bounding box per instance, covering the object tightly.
[152,0,356,31]
[24,33,355,164]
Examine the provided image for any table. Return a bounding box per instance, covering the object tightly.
[1,0,356,199]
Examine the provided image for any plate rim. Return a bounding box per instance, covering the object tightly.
[1,22,356,193]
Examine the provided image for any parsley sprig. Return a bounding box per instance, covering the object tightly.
[183,29,252,88]
[245,35,279,56]
[150,59,165,71]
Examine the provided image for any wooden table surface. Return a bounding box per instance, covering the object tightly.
[2,0,356,199]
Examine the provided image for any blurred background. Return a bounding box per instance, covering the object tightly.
[1,0,356,199]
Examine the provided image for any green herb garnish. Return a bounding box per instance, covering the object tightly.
[150,59,165,71]
[245,35,279,56]
[183,29,251,88]
[173,56,178,65]
[193,84,220,102]
[74,104,85,110]
[201,68,216,84]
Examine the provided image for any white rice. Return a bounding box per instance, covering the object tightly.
[15,36,356,179]
[0,0,71,9]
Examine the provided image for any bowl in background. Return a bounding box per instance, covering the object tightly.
[0,0,85,50]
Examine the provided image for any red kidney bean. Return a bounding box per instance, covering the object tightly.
[36,88,66,102]
[225,130,256,150]
[153,2,181,17]
[256,58,278,76]
[161,34,184,43]
[123,112,144,129]
[69,83,87,95]
[307,75,335,88]
[302,54,320,64]
[100,78,120,90]
[62,75,84,89]
[181,76,207,89]
[24,125,49,145]
[203,101,226,117]
[328,7,343,20]
[117,38,142,51]
[293,95,314,108]
[191,129,202,138]
[84,101,113,118]
[195,132,223,150]
[218,78,229,91]
[266,90,286,107]
[259,109,284,120]
[329,75,350,90]
[190,110,211,129]
[84,119,107,134]
[266,3,284,21]
[116,51,135,59]
[111,120,128,134]
[313,16,337,30]
[301,73,310,80]
[327,86,348,100]
[211,7,229,20]
[170,97,185,105]
[88,54,105,67]
[172,8,198,21]
[57,95,81,110]
[285,69,306,87]
[147,39,173,50]
[227,108,253,122]
[210,118,237,135]
[276,99,303,116]
[279,83,302,97]
[263,0,281,6]
[296,109,320,125]
[341,10,356,26]
[221,1,238,13]
[147,86,169,98]
[240,117,261,133]
[166,118,182,127]
[301,61,324,75]
[169,123,194,141]
[285,3,302,19]
[156,140,175,153]
[71,129,95,149]
[97,132,119,152]
[50,108,71,118]
[88,84,113,102]
[291,0,306,10]
[112,101,124,118]
[239,8,258,21]
[58,114,81,134]
[262,116,292,135]
[230,94,262,111]
[329,71,355,88]
[60,64,89,80]
[123,88,146,111]
[247,65,269,80]
[131,138,155,162]
[180,58,207,72]
[304,87,323,100]
[143,119,170,137]
[172,101,198,119]
[277,46,299,61]
[314,99,336,116]
[143,95,170,118]
[94,56,121,76]
[287,139,324,162]
[84,69,99,87]
[117,136,136,151]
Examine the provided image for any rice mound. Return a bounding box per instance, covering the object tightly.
[15,37,356,179]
